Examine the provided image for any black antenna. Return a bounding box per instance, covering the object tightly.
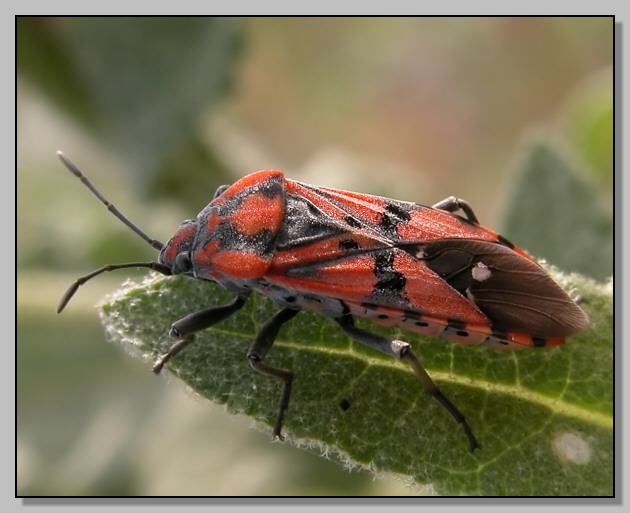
[56,151,171,313]
[57,261,172,313]
[56,151,164,251]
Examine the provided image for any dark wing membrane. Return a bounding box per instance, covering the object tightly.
[407,239,590,338]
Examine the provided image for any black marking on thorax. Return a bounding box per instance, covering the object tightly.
[276,194,348,249]
[201,221,277,257]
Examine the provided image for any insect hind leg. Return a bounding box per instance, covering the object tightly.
[401,346,479,451]
[335,314,479,451]
[432,196,479,224]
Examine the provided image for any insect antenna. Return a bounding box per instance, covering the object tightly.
[57,261,172,313]
[56,151,171,312]
[56,151,164,251]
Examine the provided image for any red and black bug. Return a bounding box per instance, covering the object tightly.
[56,152,589,451]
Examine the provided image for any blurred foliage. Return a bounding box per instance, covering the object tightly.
[17,16,242,204]
[18,17,613,496]
[558,67,613,192]
[501,141,613,280]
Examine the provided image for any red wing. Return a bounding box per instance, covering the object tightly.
[267,248,490,327]
[276,178,523,262]
[290,179,507,244]
[267,179,588,342]
[268,179,511,325]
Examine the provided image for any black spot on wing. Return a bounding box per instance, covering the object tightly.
[370,251,409,306]
[380,202,412,233]
[344,215,362,228]
[339,239,360,251]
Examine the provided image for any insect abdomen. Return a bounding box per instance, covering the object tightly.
[343,300,567,349]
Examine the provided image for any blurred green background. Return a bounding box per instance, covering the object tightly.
[17,17,613,496]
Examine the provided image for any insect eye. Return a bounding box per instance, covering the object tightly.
[173,252,192,274]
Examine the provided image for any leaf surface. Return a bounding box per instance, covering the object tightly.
[100,268,612,496]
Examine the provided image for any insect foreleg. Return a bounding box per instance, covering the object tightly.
[153,294,250,373]
[247,307,301,439]
[335,314,479,451]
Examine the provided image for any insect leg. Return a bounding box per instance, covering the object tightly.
[431,196,479,224]
[152,294,250,373]
[335,314,479,451]
[247,307,301,439]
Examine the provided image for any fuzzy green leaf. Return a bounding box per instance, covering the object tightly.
[100,268,612,496]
